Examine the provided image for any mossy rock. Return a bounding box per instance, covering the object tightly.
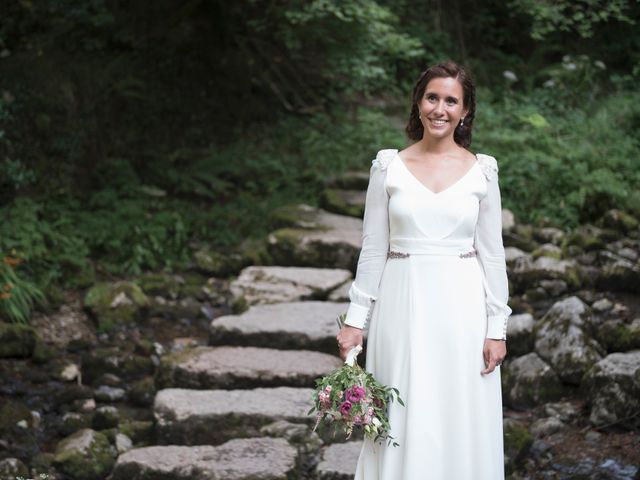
[84,281,149,333]
[53,429,115,480]
[320,188,365,218]
[128,376,156,407]
[0,399,33,432]
[193,248,246,276]
[503,418,533,475]
[563,226,606,251]
[597,209,639,233]
[118,420,154,446]
[269,204,321,230]
[0,322,37,358]
[596,319,640,352]
[0,457,29,479]
[136,273,182,298]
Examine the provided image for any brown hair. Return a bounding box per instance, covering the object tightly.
[405,61,476,148]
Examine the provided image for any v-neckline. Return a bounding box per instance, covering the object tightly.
[396,152,479,196]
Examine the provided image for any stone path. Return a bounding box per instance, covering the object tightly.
[123,261,366,478]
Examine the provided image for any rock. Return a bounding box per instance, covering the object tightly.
[532,243,563,259]
[157,346,341,389]
[210,301,349,354]
[81,347,154,384]
[92,406,119,430]
[136,272,183,298]
[503,418,533,475]
[534,296,604,385]
[583,350,640,429]
[149,296,204,320]
[59,412,92,436]
[30,294,96,349]
[128,376,156,406]
[94,385,126,403]
[596,318,640,352]
[504,247,529,267]
[316,441,363,480]
[506,313,535,357]
[115,433,133,454]
[503,224,537,252]
[564,225,608,251]
[597,257,640,293]
[60,362,81,382]
[592,298,613,312]
[534,227,565,245]
[538,279,567,296]
[543,401,581,423]
[53,428,115,480]
[230,266,352,307]
[154,387,313,445]
[193,247,247,277]
[267,205,363,270]
[260,420,323,451]
[0,322,37,358]
[597,209,639,233]
[502,209,515,232]
[118,420,154,446]
[328,281,351,302]
[0,457,29,479]
[112,437,297,480]
[530,417,565,438]
[512,256,581,290]
[321,189,366,218]
[502,352,564,409]
[84,281,149,332]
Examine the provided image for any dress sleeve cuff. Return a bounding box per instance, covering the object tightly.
[486,314,508,340]
[343,302,372,330]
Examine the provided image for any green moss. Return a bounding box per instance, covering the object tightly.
[0,322,37,357]
[53,429,115,480]
[118,420,154,446]
[84,281,149,332]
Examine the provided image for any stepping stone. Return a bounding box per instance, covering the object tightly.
[112,437,297,480]
[316,441,363,480]
[267,204,362,270]
[230,266,352,307]
[210,301,349,354]
[154,387,314,445]
[157,346,342,390]
[321,189,366,217]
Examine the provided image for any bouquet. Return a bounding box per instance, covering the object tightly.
[308,314,404,447]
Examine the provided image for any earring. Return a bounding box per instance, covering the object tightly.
[460,117,465,127]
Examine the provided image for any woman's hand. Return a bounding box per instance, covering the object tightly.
[481,338,506,375]
[336,325,364,361]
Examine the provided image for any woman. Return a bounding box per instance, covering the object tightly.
[336,61,512,479]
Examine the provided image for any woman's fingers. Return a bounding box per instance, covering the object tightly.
[481,357,497,375]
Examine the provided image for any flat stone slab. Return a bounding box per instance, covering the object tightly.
[154,387,314,445]
[157,346,342,389]
[267,205,363,270]
[210,301,350,354]
[112,437,297,480]
[230,266,352,306]
[316,441,363,480]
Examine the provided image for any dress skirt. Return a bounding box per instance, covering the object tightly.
[353,250,505,480]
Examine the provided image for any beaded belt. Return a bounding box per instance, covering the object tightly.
[387,237,477,259]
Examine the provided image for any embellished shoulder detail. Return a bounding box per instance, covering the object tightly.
[476,154,499,182]
[371,149,398,171]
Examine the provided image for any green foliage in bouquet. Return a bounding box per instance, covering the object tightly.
[308,314,404,446]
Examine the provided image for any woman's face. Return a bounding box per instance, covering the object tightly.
[418,76,468,141]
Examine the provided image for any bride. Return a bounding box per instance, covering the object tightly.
[336,61,511,479]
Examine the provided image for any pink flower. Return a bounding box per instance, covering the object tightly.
[339,401,352,416]
[346,386,366,402]
[325,385,332,393]
[337,391,343,399]
[367,407,374,416]
[353,415,362,425]
[363,414,371,424]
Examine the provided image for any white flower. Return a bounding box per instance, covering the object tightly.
[595,60,606,70]
[502,70,518,82]
[563,62,577,71]
[543,79,556,88]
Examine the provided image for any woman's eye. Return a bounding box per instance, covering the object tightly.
[446,99,457,105]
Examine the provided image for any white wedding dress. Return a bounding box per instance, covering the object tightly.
[343,149,512,480]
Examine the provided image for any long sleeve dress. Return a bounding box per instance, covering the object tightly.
[344,148,512,480]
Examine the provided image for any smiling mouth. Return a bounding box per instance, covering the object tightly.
[429,119,448,126]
